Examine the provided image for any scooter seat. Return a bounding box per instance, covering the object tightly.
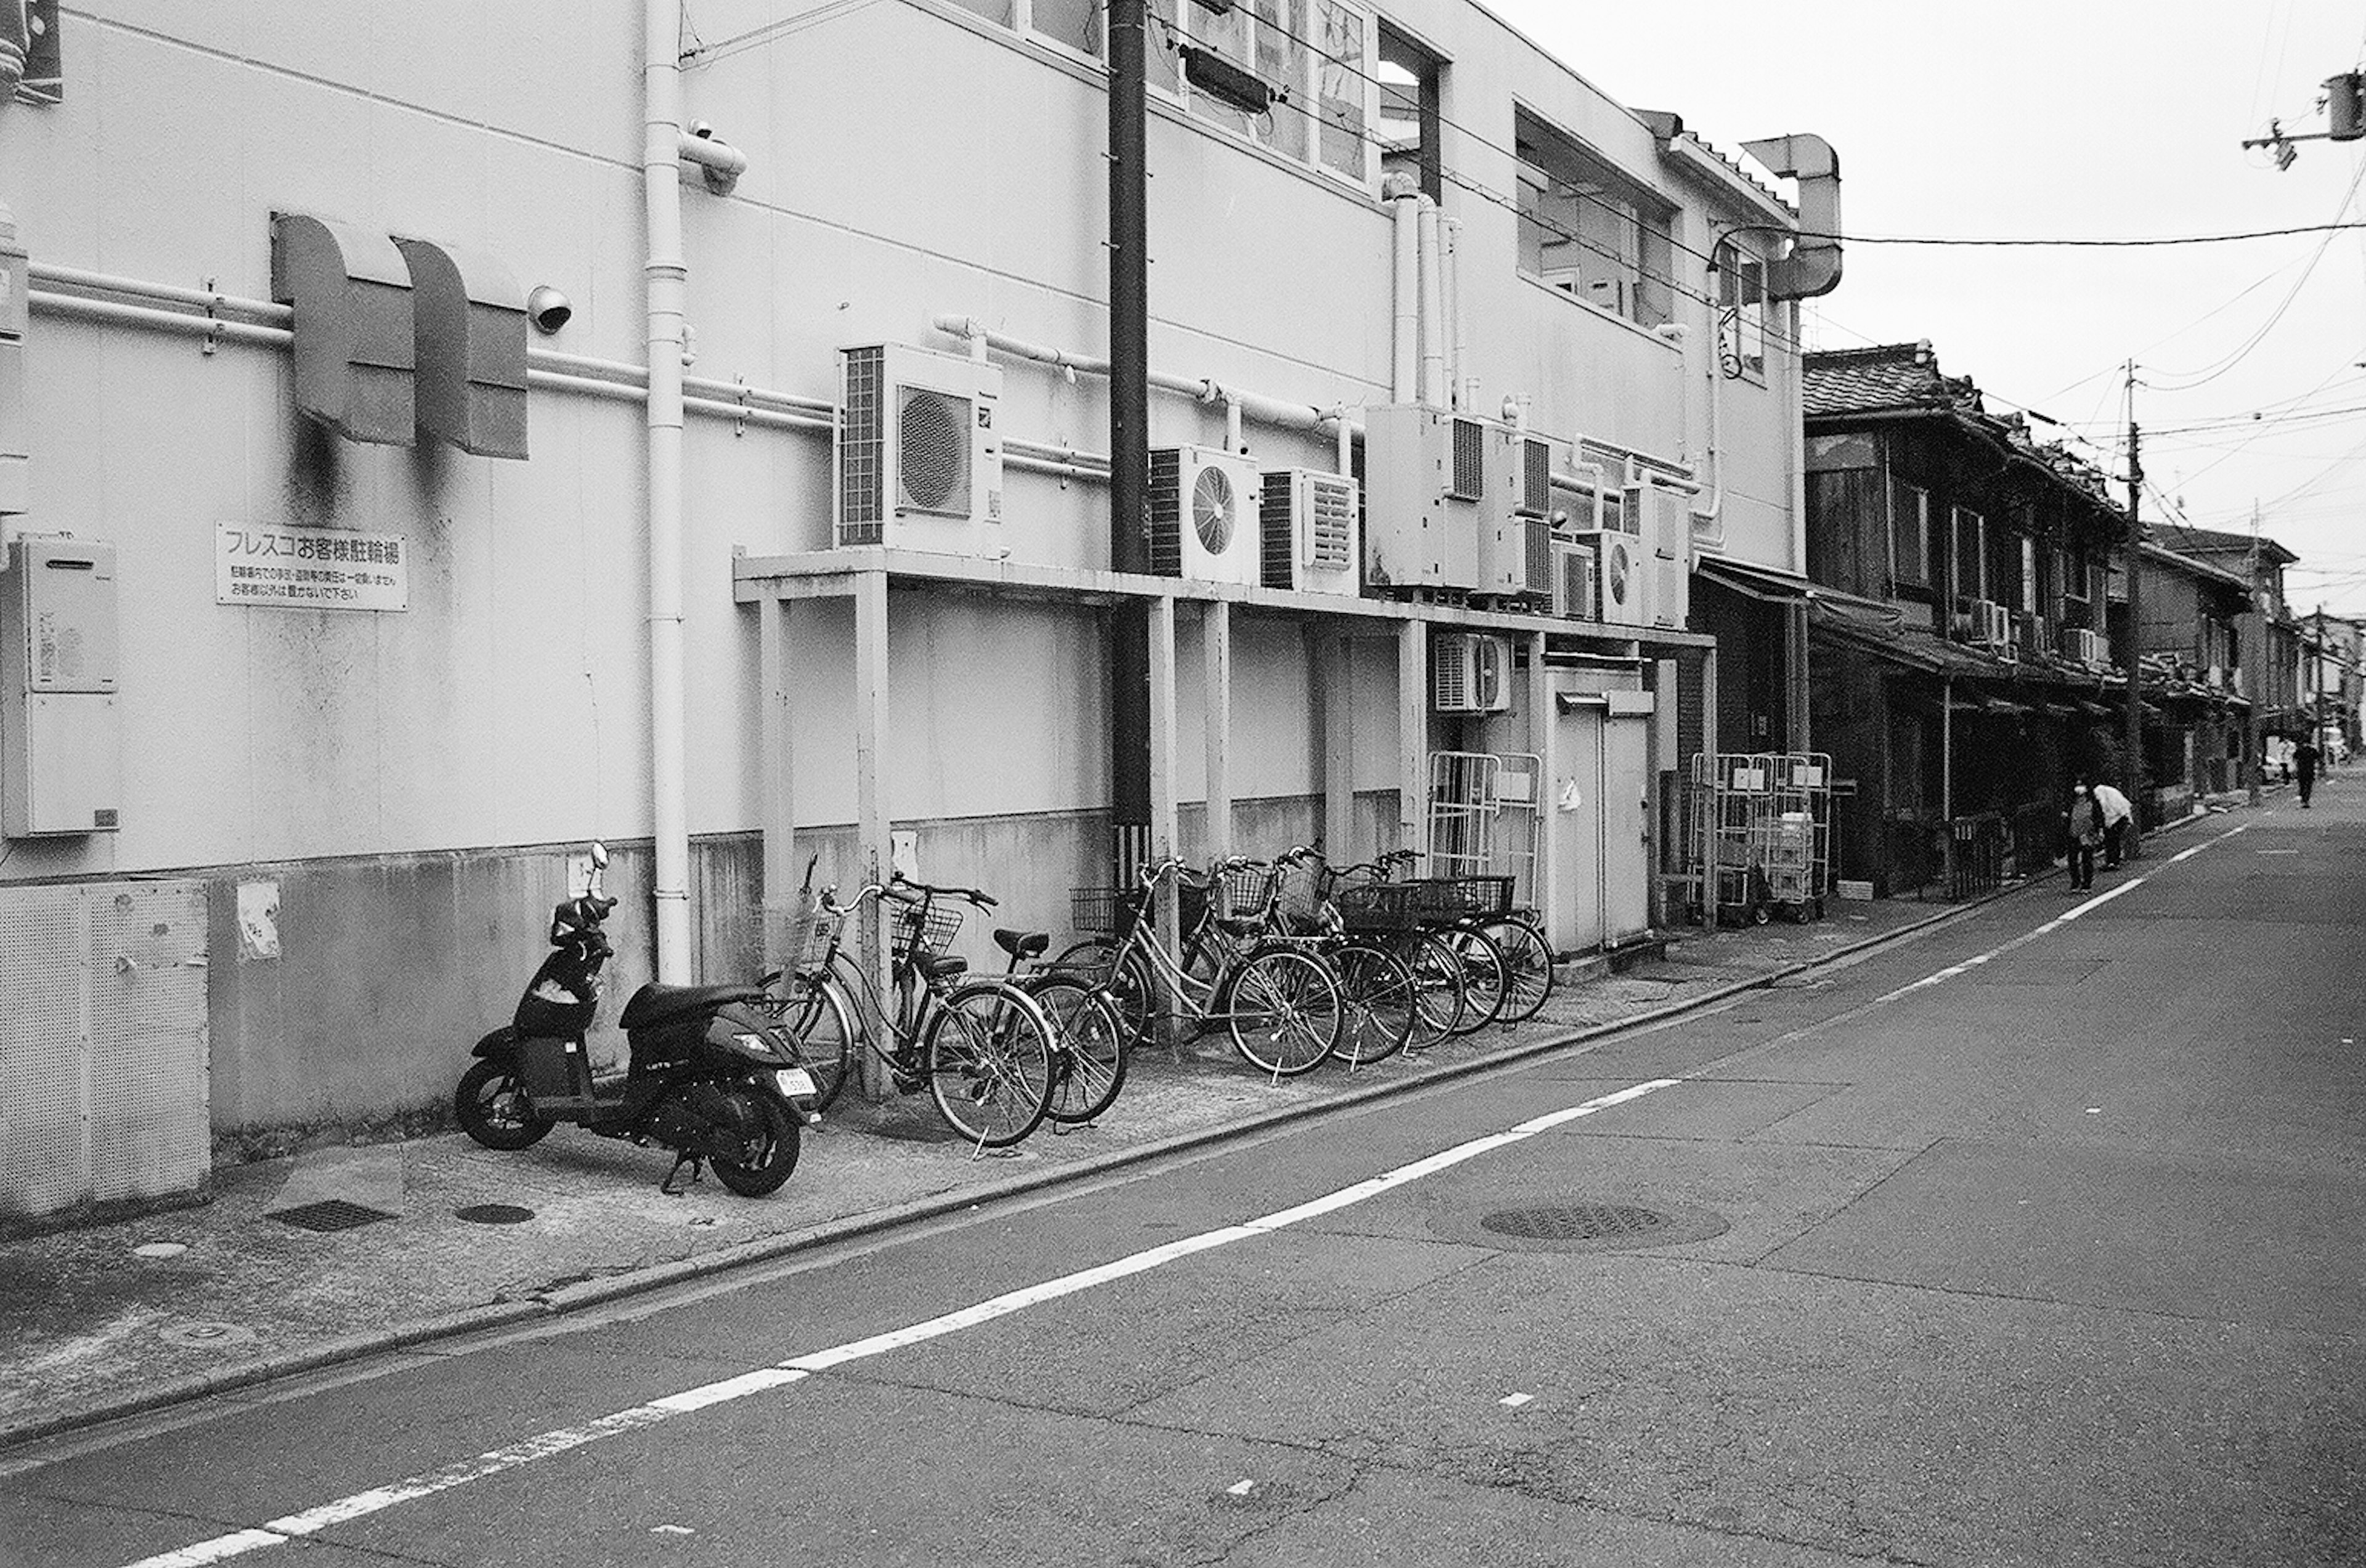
[993,928,1051,961]
[619,982,763,1031]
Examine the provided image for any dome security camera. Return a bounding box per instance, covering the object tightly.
[527,285,572,336]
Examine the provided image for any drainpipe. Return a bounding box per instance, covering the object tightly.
[1389,179,1420,404]
[1417,196,1445,410]
[1443,216,1465,410]
[642,0,693,981]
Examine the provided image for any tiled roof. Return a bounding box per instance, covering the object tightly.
[2152,521,2298,565]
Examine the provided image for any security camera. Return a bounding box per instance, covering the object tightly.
[526,285,572,336]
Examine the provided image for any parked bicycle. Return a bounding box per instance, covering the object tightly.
[990,925,1129,1126]
[1060,856,1345,1077]
[758,878,1056,1149]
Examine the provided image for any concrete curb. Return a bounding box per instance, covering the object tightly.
[0,819,2224,1453]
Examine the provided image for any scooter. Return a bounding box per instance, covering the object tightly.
[455,843,820,1196]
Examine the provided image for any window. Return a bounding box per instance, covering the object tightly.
[1516,108,1675,328]
[1951,506,1986,603]
[1162,0,1375,184]
[1889,480,1930,589]
[1714,240,1766,378]
[2020,537,2038,615]
[1376,23,1441,200]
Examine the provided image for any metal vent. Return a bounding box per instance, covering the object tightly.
[896,385,972,517]
[1146,448,1184,576]
[1259,471,1294,589]
[1190,463,1235,554]
[1521,437,1552,516]
[1448,418,1484,502]
[1522,518,1553,592]
[1431,632,1469,710]
[1304,475,1354,570]
[272,1199,394,1233]
[837,347,885,545]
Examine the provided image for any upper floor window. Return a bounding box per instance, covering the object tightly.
[1169,0,1376,184]
[1951,506,1987,603]
[1714,240,1766,380]
[1515,108,1674,328]
[1890,479,1930,590]
[1376,23,1442,201]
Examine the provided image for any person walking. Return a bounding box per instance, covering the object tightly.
[2065,782,2102,892]
[2296,737,2321,808]
[2092,779,2134,868]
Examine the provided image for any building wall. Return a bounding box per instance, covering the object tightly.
[0,0,1795,1152]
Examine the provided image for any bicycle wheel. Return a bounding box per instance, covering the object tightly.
[1224,947,1342,1077]
[1330,941,1418,1068]
[1482,918,1556,1026]
[1049,938,1118,980]
[1402,930,1465,1048]
[760,973,855,1112]
[924,983,1055,1147]
[1029,973,1129,1124]
[1441,925,1508,1034]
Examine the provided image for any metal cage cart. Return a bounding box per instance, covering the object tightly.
[1425,750,1542,914]
[1686,752,1776,926]
[1756,753,1832,922]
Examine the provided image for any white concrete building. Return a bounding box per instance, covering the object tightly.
[0,0,1830,1214]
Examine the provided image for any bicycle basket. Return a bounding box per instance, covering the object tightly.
[1069,887,1131,936]
[1335,882,1423,933]
[1213,863,1278,922]
[1274,859,1332,925]
[890,904,964,962]
[1405,875,1515,922]
[789,909,840,969]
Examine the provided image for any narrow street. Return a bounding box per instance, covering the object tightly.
[5,791,2361,1568]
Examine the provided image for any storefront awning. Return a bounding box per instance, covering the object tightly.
[1698,556,1901,624]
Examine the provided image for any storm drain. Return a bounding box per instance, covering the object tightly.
[455,1203,537,1225]
[270,1199,394,1233]
[1482,1203,1671,1241]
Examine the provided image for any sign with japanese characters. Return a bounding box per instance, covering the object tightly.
[216,523,410,611]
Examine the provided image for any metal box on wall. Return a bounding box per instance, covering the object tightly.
[1363,404,1482,593]
[1,536,122,836]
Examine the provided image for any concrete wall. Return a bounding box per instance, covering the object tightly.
[0,0,1806,1152]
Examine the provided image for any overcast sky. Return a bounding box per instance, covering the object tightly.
[1483,0,2366,615]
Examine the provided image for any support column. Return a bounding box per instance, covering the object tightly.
[1203,601,1234,859]
[1322,630,1354,855]
[757,595,798,975]
[1148,595,1182,1047]
[1399,619,1426,851]
[1527,631,1556,938]
[853,572,893,1099]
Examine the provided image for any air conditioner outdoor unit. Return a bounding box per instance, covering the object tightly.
[2059,626,2105,667]
[1259,468,1360,596]
[2205,662,2226,689]
[834,343,1002,553]
[1970,598,2012,651]
[1640,480,1693,629]
[1147,445,1261,585]
[1576,529,1649,626]
[1364,404,1484,592]
[1475,426,1555,598]
[1551,540,1598,621]
[1432,631,1511,715]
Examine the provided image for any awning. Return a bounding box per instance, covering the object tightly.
[1698,556,1903,625]
[1811,606,2016,678]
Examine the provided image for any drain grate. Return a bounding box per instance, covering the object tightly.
[866,1119,962,1145]
[455,1203,537,1225]
[1481,1203,1672,1241]
[270,1199,394,1233]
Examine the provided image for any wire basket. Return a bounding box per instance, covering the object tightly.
[789,908,842,969]
[1335,882,1425,933]
[1405,875,1514,921]
[890,903,964,962]
[1274,859,1334,926]
[1070,887,1132,936]
[1213,863,1278,922]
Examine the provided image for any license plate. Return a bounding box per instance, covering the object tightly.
[773,1067,819,1100]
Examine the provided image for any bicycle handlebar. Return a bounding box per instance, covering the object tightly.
[889,874,998,910]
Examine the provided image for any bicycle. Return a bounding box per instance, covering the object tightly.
[758,878,1057,1149]
[1283,847,1468,1052]
[1062,856,1345,1078]
[989,925,1129,1126]
[1333,858,1514,1036]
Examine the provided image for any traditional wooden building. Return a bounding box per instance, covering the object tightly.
[1800,343,2127,896]
[2123,540,2252,812]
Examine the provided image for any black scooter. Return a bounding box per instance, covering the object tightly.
[455,843,819,1196]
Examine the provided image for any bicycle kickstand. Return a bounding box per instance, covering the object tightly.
[659,1153,706,1196]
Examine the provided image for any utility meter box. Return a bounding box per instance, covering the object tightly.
[1,537,123,836]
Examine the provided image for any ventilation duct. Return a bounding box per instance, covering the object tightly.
[1740,134,1843,301]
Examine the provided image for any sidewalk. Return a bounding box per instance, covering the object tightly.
[0,877,2070,1453]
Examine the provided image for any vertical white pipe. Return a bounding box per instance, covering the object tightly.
[1335,408,1352,476]
[1391,192,1420,404]
[1417,198,1445,410]
[1443,216,1465,410]
[644,0,692,981]
[1225,396,1243,455]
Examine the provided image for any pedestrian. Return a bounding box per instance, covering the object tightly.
[2092,779,2133,868]
[2065,782,2101,892]
[2296,736,2321,808]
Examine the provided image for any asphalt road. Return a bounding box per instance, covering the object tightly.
[5,794,2360,1568]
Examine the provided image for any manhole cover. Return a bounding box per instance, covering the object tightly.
[1482,1203,1672,1241]
[270,1199,394,1233]
[455,1203,537,1225]
[160,1321,258,1349]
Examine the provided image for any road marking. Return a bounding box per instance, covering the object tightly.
[1499,1392,1535,1408]
[112,1079,1678,1568]
[116,819,2260,1568]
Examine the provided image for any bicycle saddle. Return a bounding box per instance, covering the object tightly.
[993,928,1051,961]
[914,952,970,981]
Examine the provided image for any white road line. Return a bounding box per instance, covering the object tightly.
[118,820,2259,1568]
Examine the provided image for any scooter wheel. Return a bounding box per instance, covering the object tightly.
[710,1087,800,1197]
[455,1059,552,1151]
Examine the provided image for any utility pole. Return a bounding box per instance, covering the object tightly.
[2120,367,2145,855]
[1107,0,1152,879]
[2247,505,2264,806]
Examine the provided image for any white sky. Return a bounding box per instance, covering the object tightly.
[1482,0,2366,615]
